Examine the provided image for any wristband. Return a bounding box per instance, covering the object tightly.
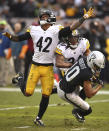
[79,17,85,24]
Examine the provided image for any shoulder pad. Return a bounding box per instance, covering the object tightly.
[80,38,90,49]
[59,25,64,30]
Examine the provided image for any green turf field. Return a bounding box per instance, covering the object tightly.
[0,86,109,131]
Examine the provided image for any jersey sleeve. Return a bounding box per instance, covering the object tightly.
[81,38,90,50]
[55,43,65,55]
[52,25,64,35]
[85,39,90,49]
[26,26,32,33]
[55,45,63,55]
[59,25,64,30]
[86,40,90,49]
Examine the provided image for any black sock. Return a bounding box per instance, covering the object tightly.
[37,95,49,119]
[51,88,57,94]
[76,107,92,116]
[18,78,26,95]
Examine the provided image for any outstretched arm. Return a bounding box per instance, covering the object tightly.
[70,7,95,30]
[59,7,95,39]
[3,32,31,42]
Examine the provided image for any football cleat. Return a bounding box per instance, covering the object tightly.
[72,109,85,123]
[12,72,24,85]
[34,117,45,126]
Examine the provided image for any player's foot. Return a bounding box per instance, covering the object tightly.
[34,117,45,126]
[12,72,24,85]
[72,109,85,123]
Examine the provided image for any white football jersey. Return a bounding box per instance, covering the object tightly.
[27,25,63,64]
[55,38,90,71]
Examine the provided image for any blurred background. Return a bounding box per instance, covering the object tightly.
[0,0,109,86]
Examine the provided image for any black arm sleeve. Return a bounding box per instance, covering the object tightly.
[18,32,31,41]
[11,32,31,41]
[58,26,72,40]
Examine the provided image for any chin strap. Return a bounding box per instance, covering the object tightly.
[40,20,48,25]
[70,44,78,49]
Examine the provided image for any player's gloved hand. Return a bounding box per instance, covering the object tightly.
[97,79,104,86]
[2,32,12,39]
[83,7,95,19]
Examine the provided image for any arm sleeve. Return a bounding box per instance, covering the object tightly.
[58,26,72,40]
[18,32,31,41]
[11,32,31,41]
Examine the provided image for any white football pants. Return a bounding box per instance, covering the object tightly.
[57,83,90,111]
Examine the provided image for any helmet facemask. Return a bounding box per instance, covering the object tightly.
[68,30,81,49]
[39,9,56,25]
[92,63,102,77]
[68,35,79,49]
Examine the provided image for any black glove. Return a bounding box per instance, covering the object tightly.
[90,77,104,86]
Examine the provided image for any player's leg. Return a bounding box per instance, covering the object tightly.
[25,64,40,96]
[73,87,87,114]
[51,79,58,94]
[51,69,64,94]
[57,82,67,101]
[66,92,92,122]
[12,72,26,94]
[79,88,86,100]
[57,86,92,122]
[12,64,40,96]
[34,66,54,126]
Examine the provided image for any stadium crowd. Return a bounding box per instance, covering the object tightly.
[0,0,109,86]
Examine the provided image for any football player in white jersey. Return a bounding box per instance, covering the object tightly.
[3,7,94,126]
[52,29,92,121]
[55,29,90,72]
[52,29,90,94]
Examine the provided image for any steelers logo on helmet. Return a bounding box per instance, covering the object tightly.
[68,29,80,49]
[38,8,56,25]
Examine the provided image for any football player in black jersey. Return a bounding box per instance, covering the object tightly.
[57,51,105,123]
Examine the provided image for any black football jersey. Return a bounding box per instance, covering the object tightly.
[59,56,93,93]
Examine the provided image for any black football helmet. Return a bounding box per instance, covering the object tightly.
[38,8,56,25]
[60,30,81,49]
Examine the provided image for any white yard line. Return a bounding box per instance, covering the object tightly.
[0,88,109,111]
[0,99,109,111]
[0,88,109,95]
[0,103,66,111]
[14,126,31,128]
[71,128,87,131]
[97,91,109,95]
[0,88,41,92]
